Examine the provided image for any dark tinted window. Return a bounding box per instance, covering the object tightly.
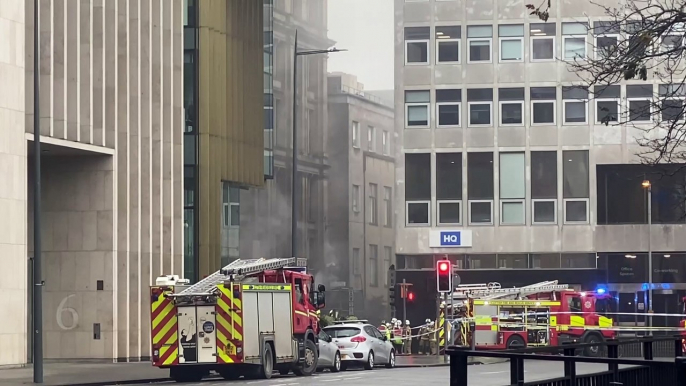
[406,154,431,200]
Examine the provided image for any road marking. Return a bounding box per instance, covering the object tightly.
[481,371,507,375]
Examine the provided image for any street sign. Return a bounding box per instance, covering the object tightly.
[429,230,473,248]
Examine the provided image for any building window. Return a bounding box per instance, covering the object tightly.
[498,24,524,62]
[369,244,379,287]
[467,88,493,126]
[436,153,462,225]
[660,84,685,121]
[563,150,590,223]
[562,86,588,124]
[369,183,378,225]
[627,84,653,122]
[561,253,597,269]
[222,183,240,228]
[468,152,494,224]
[467,25,493,63]
[562,22,588,60]
[368,125,376,152]
[498,254,528,269]
[406,153,431,225]
[352,248,360,274]
[500,152,525,225]
[595,85,620,124]
[530,23,556,61]
[531,87,556,125]
[384,186,392,227]
[499,87,524,125]
[352,184,360,213]
[531,151,557,224]
[436,26,461,64]
[352,121,360,147]
[405,26,430,65]
[593,21,620,59]
[382,130,390,155]
[436,89,461,127]
[661,32,683,53]
[405,90,431,128]
[383,246,392,286]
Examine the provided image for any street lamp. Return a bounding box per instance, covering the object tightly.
[642,179,653,332]
[290,30,345,258]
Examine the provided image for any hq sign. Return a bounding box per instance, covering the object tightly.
[429,230,473,248]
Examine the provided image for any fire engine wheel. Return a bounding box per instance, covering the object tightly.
[293,339,318,376]
[583,334,603,357]
[364,351,375,370]
[506,335,526,350]
[254,343,274,379]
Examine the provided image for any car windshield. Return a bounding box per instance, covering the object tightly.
[323,327,360,338]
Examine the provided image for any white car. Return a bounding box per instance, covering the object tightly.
[317,330,342,372]
[322,321,396,370]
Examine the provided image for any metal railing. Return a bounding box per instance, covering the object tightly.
[447,335,686,385]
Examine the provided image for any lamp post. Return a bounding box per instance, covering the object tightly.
[290,30,345,258]
[33,0,44,382]
[642,179,653,332]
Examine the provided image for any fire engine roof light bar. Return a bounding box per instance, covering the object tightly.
[171,257,308,297]
[451,281,569,300]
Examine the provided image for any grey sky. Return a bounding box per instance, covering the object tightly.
[327,0,394,91]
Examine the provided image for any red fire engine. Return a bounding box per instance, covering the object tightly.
[451,281,615,356]
[149,258,325,382]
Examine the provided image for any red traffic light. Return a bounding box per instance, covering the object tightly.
[438,261,450,273]
[408,292,415,301]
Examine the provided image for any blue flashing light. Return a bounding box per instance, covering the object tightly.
[596,288,606,295]
[641,283,649,291]
[661,283,671,290]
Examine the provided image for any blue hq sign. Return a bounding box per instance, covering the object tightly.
[439,231,462,246]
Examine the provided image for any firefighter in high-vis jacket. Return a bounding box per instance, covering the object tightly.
[419,319,431,355]
[392,320,404,352]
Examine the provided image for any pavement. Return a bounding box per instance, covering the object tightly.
[0,355,482,386]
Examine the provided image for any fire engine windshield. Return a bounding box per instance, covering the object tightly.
[568,296,582,313]
[323,327,361,338]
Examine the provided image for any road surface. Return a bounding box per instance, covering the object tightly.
[135,360,614,386]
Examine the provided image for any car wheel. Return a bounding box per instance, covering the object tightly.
[364,351,375,370]
[293,339,318,376]
[331,351,341,372]
[385,350,395,369]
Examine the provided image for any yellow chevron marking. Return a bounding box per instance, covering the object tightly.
[152,302,175,328]
[154,317,177,344]
[162,347,178,366]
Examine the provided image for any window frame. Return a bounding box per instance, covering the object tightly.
[405,38,430,65]
[467,37,493,64]
[530,35,556,62]
[661,97,685,122]
[369,183,378,225]
[660,33,684,53]
[468,199,494,225]
[352,121,360,148]
[383,186,392,227]
[531,100,557,125]
[627,97,653,122]
[468,101,493,127]
[563,99,588,125]
[352,184,360,213]
[436,38,461,64]
[500,199,525,225]
[437,200,462,226]
[563,198,590,224]
[406,200,431,226]
[595,98,620,125]
[436,101,461,128]
[382,130,390,155]
[563,35,587,60]
[532,198,557,225]
[405,99,431,128]
[499,100,524,126]
[499,36,524,63]
[368,125,376,152]
[222,202,230,228]
[594,33,620,59]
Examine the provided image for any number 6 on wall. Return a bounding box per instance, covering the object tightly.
[56,294,79,330]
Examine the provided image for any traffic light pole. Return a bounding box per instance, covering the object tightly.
[402,279,407,326]
[443,292,448,362]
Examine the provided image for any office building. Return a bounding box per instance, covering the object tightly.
[327,73,395,320]
[394,0,686,324]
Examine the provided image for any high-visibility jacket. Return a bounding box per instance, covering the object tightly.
[393,327,403,344]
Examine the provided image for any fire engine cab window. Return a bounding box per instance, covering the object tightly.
[295,279,305,304]
[568,296,582,313]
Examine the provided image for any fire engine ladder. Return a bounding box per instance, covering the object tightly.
[172,257,307,297]
[453,281,569,300]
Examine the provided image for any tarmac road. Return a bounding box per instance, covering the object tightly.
[135,360,614,386]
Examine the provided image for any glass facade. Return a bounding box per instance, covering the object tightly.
[264,0,274,178]
[183,0,199,282]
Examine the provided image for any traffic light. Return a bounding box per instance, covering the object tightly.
[407,292,415,301]
[389,284,396,307]
[437,259,452,293]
